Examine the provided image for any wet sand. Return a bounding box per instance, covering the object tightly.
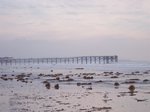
[0,64,150,112]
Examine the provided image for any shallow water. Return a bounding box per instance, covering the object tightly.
[0,61,150,112]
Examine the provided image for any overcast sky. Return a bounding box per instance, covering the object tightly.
[0,0,150,61]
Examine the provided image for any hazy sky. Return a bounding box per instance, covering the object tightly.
[0,0,150,61]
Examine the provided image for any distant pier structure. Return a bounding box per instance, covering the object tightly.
[0,56,118,65]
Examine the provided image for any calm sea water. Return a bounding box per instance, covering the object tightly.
[0,60,150,74]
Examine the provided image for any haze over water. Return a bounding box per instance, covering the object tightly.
[0,0,150,61]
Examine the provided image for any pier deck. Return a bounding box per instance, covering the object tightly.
[0,56,118,65]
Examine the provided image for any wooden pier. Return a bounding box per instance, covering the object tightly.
[0,56,118,65]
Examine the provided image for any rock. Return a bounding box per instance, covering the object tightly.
[143,79,149,82]
[128,85,135,92]
[92,107,112,111]
[115,72,123,75]
[27,73,32,77]
[67,78,74,81]
[56,77,60,80]
[124,80,136,84]
[55,73,63,77]
[75,68,84,70]
[143,71,149,74]
[2,74,7,77]
[135,98,148,102]
[15,74,28,83]
[129,79,140,81]
[38,73,44,76]
[54,84,59,89]
[43,80,49,84]
[95,80,103,83]
[83,76,93,79]
[77,82,92,86]
[82,73,96,76]
[135,71,140,73]
[77,83,81,86]
[45,82,50,89]
[114,82,120,86]
[1,77,8,81]
[86,87,92,90]
[78,75,81,77]
[111,76,118,78]
[65,75,69,78]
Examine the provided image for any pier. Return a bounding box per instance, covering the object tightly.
[0,56,118,65]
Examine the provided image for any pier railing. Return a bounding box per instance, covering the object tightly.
[0,56,118,65]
